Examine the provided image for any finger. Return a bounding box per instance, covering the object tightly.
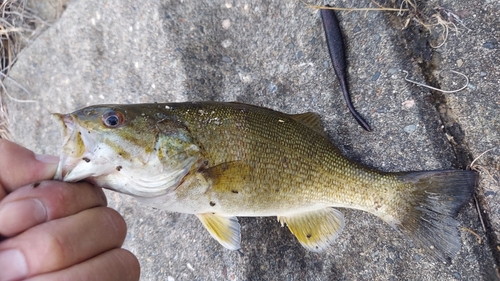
[0,139,59,195]
[0,207,127,280]
[0,181,107,237]
[24,248,140,281]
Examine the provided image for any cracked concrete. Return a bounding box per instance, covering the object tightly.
[2,0,499,280]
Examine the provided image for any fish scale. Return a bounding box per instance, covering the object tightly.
[53,101,475,261]
[177,103,345,207]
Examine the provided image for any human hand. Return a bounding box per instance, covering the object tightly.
[0,139,140,281]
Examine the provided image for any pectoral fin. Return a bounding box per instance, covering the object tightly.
[278,208,345,252]
[196,213,241,250]
[202,161,253,193]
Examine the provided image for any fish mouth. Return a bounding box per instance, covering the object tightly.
[52,113,109,182]
[52,107,199,198]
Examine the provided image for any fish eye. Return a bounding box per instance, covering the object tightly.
[102,110,125,128]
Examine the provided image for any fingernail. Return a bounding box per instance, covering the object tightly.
[0,249,28,281]
[35,154,60,164]
[0,200,47,237]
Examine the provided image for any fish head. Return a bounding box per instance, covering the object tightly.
[53,104,200,198]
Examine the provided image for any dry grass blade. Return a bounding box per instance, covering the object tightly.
[428,12,458,48]
[303,1,409,12]
[0,0,49,139]
[460,227,482,244]
[470,148,496,170]
[404,3,470,48]
[468,148,499,234]
[0,96,9,139]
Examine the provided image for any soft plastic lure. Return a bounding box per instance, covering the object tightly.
[321,7,372,131]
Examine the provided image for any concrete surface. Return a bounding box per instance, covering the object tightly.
[3,0,499,280]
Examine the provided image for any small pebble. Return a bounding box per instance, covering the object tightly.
[456,59,463,67]
[352,26,361,33]
[221,56,232,63]
[485,191,495,197]
[296,51,303,59]
[387,68,399,75]
[467,83,477,90]
[372,71,380,81]
[402,99,415,109]
[483,40,497,49]
[480,72,487,77]
[221,39,232,48]
[269,83,277,93]
[403,124,416,133]
[221,19,231,29]
[413,254,422,262]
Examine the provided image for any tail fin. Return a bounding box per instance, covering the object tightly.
[394,170,476,263]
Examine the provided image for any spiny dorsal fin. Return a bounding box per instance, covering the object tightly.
[289,112,326,137]
[196,213,241,250]
[278,208,345,252]
[227,102,326,136]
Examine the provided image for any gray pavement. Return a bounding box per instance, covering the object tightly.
[3,0,499,280]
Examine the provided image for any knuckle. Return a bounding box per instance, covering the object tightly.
[110,249,141,281]
[37,181,106,220]
[85,207,128,246]
[120,250,141,281]
[101,208,127,237]
[31,227,68,272]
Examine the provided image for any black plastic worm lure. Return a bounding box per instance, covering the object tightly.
[321,8,372,131]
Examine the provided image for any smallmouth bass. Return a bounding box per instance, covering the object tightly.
[53,102,475,262]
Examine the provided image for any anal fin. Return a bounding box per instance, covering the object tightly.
[278,208,345,252]
[196,213,241,250]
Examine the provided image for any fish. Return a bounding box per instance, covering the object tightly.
[321,7,372,131]
[52,102,475,262]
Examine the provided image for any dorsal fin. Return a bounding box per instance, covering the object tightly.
[289,112,326,136]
